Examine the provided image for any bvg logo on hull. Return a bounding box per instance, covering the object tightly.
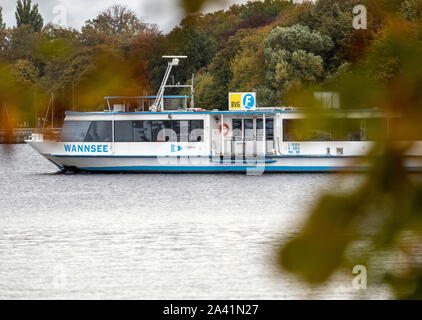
[171,145,183,153]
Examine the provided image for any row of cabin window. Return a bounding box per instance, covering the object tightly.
[59,120,204,143]
[283,119,389,142]
[232,119,274,141]
[115,120,204,142]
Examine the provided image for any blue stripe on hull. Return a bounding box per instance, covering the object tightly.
[78,165,361,172]
[52,154,360,159]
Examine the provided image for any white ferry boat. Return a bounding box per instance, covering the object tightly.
[27,56,422,173]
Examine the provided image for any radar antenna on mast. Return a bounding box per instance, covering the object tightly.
[150,56,188,112]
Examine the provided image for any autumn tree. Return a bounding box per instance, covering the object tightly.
[238,0,292,19]
[15,0,43,32]
[12,59,37,87]
[180,11,241,46]
[222,13,275,42]
[229,26,269,95]
[5,25,41,63]
[38,25,80,92]
[84,5,146,45]
[127,26,161,93]
[192,71,215,109]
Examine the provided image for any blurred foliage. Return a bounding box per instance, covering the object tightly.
[180,0,212,14]
[400,0,422,21]
[279,0,422,299]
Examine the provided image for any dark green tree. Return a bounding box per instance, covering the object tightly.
[207,29,250,109]
[15,0,43,32]
[0,8,6,57]
[148,26,215,91]
[262,24,333,105]
[0,7,6,30]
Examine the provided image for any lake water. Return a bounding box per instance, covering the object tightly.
[0,144,391,299]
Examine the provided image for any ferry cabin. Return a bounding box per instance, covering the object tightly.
[27,108,422,172]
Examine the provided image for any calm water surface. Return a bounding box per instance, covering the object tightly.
[0,144,391,299]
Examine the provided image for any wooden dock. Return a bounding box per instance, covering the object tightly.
[0,128,61,144]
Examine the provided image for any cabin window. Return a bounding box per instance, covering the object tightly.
[85,121,112,142]
[266,119,274,141]
[189,120,204,142]
[255,119,275,141]
[133,121,152,142]
[283,119,386,142]
[114,121,133,142]
[232,119,242,141]
[114,120,204,143]
[244,119,254,141]
[284,119,332,142]
[331,119,362,141]
[59,121,91,142]
[256,119,264,140]
[151,120,174,142]
[174,120,189,142]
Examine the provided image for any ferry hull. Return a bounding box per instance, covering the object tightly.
[32,151,422,173]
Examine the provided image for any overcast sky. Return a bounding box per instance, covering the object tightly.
[1,0,252,33]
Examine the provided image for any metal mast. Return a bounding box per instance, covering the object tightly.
[150,56,187,112]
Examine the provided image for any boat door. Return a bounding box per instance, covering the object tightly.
[231,118,265,157]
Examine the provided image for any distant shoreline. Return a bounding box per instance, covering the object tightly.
[0,129,33,144]
[0,128,61,144]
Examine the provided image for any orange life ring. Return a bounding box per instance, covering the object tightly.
[219,123,229,136]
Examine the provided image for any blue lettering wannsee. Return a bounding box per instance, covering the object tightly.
[64,144,109,153]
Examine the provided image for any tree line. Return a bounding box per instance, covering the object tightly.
[0,0,421,126]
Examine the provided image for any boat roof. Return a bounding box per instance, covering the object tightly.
[65,108,388,116]
[105,95,189,99]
